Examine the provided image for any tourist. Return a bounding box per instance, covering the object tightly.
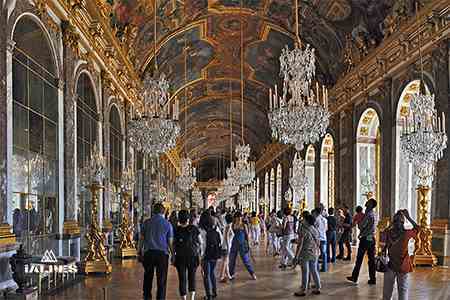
[199,211,222,300]
[279,207,296,269]
[312,207,328,272]
[169,211,178,230]
[229,212,257,280]
[293,213,321,297]
[190,209,200,226]
[138,203,174,300]
[219,213,234,282]
[267,210,281,256]
[347,198,377,285]
[259,212,267,239]
[250,211,261,245]
[382,209,419,300]
[336,209,345,257]
[326,207,337,263]
[337,206,352,260]
[173,210,201,300]
[353,206,365,227]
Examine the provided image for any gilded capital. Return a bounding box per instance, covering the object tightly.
[62,21,80,57]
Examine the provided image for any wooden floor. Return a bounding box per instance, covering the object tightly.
[44,245,450,300]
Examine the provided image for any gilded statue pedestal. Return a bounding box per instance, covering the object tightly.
[82,183,112,274]
[413,186,437,266]
[117,191,137,259]
[63,220,81,236]
[0,223,16,245]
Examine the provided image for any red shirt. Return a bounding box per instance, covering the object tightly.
[387,228,419,273]
[353,212,365,226]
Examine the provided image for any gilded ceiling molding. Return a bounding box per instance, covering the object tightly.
[62,20,81,58]
[330,0,450,114]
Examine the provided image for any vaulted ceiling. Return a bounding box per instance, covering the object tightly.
[107,0,396,179]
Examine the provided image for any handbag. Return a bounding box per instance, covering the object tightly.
[375,255,389,273]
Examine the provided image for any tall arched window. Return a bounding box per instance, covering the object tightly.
[76,73,98,227]
[395,80,428,220]
[305,145,316,210]
[264,172,269,212]
[270,168,275,211]
[356,108,381,214]
[109,105,123,223]
[276,164,282,210]
[320,134,335,208]
[11,17,59,252]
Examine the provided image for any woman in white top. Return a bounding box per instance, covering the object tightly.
[219,213,234,282]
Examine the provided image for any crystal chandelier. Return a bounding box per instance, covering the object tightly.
[229,3,256,186]
[268,0,329,151]
[128,74,180,156]
[176,41,197,192]
[80,144,106,186]
[121,162,135,192]
[360,168,376,196]
[289,152,309,202]
[191,186,203,207]
[177,157,196,191]
[127,3,180,156]
[400,82,447,186]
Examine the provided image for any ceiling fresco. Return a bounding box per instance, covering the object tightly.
[106,0,400,179]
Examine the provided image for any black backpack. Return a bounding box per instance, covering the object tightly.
[174,225,200,258]
[204,228,222,260]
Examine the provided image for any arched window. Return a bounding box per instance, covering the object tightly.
[356,108,381,214]
[76,73,98,227]
[270,168,275,211]
[256,177,260,214]
[395,80,429,220]
[11,17,59,250]
[109,105,123,221]
[264,172,269,211]
[320,134,335,209]
[276,164,282,210]
[305,145,316,210]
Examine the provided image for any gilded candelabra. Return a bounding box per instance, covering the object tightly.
[118,163,137,258]
[413,186,436,265]
[80,145,112,274]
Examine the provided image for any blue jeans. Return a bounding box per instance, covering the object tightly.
[202,259,217,298]
[319,240,328,271]
[229,246,254,277]
[327,231,336,263]
[301,259,321,291]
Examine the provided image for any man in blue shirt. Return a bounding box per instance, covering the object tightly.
[138,203,174,300]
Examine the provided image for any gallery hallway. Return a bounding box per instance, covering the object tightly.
[43,246,450,300]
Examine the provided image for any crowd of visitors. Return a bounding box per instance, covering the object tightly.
[137,198,419,299]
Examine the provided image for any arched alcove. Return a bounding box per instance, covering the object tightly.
[305,145,316,210]
[320,134,335,208]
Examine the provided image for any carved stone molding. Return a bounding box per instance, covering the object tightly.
[62,20,80,58]
[6,39,16,53]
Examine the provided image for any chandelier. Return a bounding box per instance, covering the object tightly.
[229,2,256,186]
[289,152,309,202]
[229,144,255,187]
[400,82,447,186]
[223,172,240,197]
[360,168,376,196]
[128,3,180,156]
[191,186,203,207]
[80,144,106,186]
[128,74,180,156]
[268,0,329,151]
[177,157,196,191]
[121,162,135,192]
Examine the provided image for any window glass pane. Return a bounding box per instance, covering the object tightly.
[12,60,27,105]
[44,82,58,122]
[27,195,40,235]
[44,120,57,160]
[29,152,44,196]
[13,104,28,149]
[29,111,43,153]
[12,147,28,194]
[44,196,58,234]
[29,71,43,113]
[44,159,57,196]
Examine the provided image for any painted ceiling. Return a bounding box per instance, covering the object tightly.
[107,0,398,178]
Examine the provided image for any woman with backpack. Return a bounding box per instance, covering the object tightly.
[229,212,257,281]
[267,210,282,256]
[173,210,201,300]
[199,211,222,300]
[293,214,321,297]
[279,207,296,269]
[219,213,234,282]
[382,209,419,300]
